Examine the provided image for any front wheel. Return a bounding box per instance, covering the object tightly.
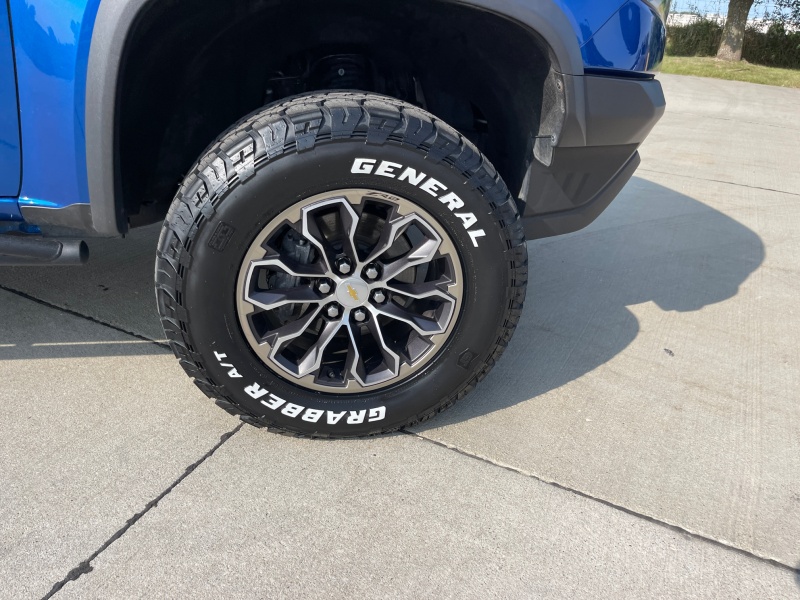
[156,92,527,437]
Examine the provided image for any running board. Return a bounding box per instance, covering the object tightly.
[0,236,89,266]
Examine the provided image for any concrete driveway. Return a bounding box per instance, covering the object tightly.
[1,75,799,599]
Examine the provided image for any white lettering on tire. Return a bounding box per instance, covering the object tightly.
[439,192,464,211]
[327,411,347,425]
[261,395,286,411]
[245,382,269,400]
[351,158,377,174]
[281,403,304,418]
[368,407,386,422]
[216,353,387,427]
[347,410,367,425]
[375,161,402,178]
[398,167,427,186]
[350,158,486,247]
[213,352,243,378]
[420,177,446,197]
[302,409,324,423]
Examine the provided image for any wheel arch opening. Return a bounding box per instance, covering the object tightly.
[107,0,563,228]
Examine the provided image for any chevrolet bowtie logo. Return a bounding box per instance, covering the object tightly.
[347,285,360,302]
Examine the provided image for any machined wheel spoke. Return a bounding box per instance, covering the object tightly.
[385,278,456,303]
[365,316,401,378]
[237,188,464,393]
[343,325,366,386]
[344,316,400,386]
[247,286,324,311]
[248,255,327,279]
[380,238,442,282]
[264,305,324,348]
[294,318,345,378]
[361,212,415,264]
[364,214,443,282]
[301,197,362,271]
[372,302,448,336]
[337,191,368,262]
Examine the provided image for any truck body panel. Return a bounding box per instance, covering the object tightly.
[1,0,667,240]
[1,1,21,209]
[5,0,100,223]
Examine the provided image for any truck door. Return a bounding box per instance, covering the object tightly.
[1,1,21,202]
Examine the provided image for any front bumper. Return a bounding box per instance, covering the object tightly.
[522,74,665,239]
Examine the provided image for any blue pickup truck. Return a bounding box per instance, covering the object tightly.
[1,0,667,436]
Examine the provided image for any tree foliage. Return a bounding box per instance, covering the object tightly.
[766,0,800,28]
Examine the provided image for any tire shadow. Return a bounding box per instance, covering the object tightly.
[0,177,765,402]
[0,222,166,359]
[416,176,765,428]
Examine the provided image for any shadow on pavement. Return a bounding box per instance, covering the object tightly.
[0,286,168,360]
[416,176,765,427]
[0,179,764,406]
[0,224,166,358]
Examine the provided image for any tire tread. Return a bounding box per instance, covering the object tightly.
[156,92,528,438]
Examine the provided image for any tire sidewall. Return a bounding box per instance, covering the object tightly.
[185,139,511,436]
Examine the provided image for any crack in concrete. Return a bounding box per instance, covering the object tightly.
[0,285,170,349]
[639,168,800,198]
[6,284,797,583]
[403,429,800,577]
[42,424,243,599]
[667,110,800,133]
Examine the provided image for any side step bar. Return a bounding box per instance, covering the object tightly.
[0,236,89,266]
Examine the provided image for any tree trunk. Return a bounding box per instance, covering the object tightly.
[717,0,756,61]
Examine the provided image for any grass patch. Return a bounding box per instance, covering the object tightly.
[661,56,800,88]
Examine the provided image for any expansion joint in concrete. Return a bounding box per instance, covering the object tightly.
[42,425,243,599]
[402,430,800,577]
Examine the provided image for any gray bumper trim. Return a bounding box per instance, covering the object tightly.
[523,151,641,239]
[521,75,665,239]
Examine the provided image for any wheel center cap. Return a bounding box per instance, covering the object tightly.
[336,278,370,309]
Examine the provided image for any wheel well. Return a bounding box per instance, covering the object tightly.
[117,0,559,227]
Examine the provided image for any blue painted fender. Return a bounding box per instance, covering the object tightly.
[1,1,21,212]
[5,0,666,235]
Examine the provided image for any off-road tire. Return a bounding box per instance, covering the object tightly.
[155,91,527,438]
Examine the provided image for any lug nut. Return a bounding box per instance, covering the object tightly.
[353,309,367,323]
[326,304,341,319]
[318,280,332,295]
[372,290,387,304]
[336,257,352,275]
[364,264,380,280]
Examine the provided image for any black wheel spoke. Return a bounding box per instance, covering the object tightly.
[301,196,362,273]
[371,301,449,336]
[248,255,327,279]
[247,286,323,311]
[367,214,442,282]
[344,314,401,386]
[293,318,344,378]
[237,189,463,393]
[385,278,455,302]
[263,305,323,347]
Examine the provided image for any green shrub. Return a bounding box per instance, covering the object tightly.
[742,24,800,68]
[668,20,723,56]
[667,21,800,68]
